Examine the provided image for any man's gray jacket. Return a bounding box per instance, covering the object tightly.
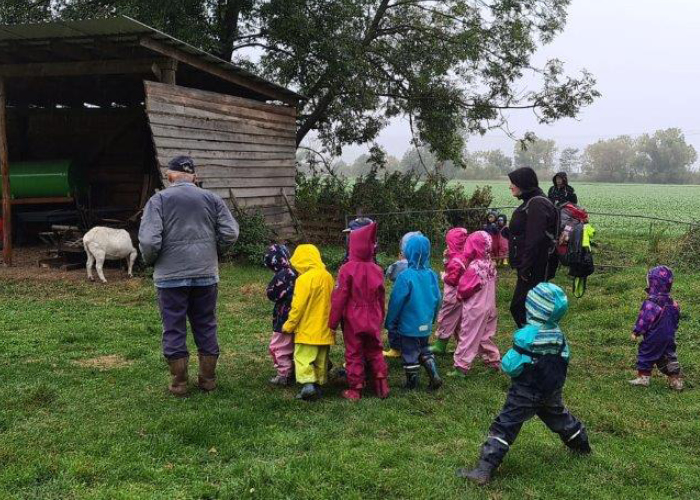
[138,181,239,281]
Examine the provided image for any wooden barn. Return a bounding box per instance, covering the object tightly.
[0,16,302,265]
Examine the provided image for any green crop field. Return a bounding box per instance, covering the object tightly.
[457,180,700,236]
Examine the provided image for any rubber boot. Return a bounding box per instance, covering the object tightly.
[404,367,420,390]
[628,375,650,387]
[374,378,390,399]
[456,437,508,486]
[296,383,318,401]
[383,348,402,358]
[197,354,218,392]
[269,374,292,387]
[429,338,449,355]
[565,427,592,454]
[342,388,362,401]
[167,357,189,397]
[456,460,496,486]
[420,355,443,391]
[668,376,684,391]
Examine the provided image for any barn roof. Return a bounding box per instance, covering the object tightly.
[0,16,303,106]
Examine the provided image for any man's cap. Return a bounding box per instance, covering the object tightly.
[342,217,374,233]
[168,155,196,174]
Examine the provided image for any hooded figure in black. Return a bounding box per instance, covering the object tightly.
[507,167,559,327]
[548,172,578,206]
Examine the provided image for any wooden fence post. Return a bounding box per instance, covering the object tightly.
[0,78,11,266]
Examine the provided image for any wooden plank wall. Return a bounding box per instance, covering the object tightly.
[144,81,297,237]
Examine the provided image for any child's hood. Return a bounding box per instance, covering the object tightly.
[349,222,377,262]
[464,231,492,261]
[400,231,423,254]
[647,265,673,297]
[263,244,291,272]
[404,234,431,270]
[444,227,469,259]
[290,244,325,274]
[525,283,569,327]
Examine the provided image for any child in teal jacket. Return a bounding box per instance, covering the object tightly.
[385,235,442,390]
[457,283,591,485]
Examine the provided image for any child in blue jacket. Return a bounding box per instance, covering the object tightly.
[385,235,442,390]
[457,283,591,485]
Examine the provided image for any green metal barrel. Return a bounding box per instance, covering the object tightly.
[9,161,84,199]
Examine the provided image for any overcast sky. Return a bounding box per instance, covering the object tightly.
[340,0,700,163]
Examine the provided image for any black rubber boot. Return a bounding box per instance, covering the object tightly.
[295,383,319,401]
[403,367,420,390]
[565,427,592,455]
[420,354,443,391]
[456,437,508,486]
[456,460,496,486]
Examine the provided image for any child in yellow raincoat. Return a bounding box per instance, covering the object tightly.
[282,244,335,401]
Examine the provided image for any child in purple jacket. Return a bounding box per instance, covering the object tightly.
[264,244,298,387]
[629,266,683,391]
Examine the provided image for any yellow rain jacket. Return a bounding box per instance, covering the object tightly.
[282,244,335,345]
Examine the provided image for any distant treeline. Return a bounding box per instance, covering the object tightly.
[299,128,699,185]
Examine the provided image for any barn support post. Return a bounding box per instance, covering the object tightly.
[160,59,178,85]
[0,77,11,266]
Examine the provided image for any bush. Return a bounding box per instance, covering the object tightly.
[295,170,493,253]
[674,222,700,271]
[227,209,275,265]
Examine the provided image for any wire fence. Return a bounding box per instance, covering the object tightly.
[344,207,698,270]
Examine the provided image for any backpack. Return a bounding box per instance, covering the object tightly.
[555,203,594,297]
[514,340,569,396]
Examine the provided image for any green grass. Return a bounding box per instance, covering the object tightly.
[1,258,699,499]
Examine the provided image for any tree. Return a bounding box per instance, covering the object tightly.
[558,147,580,174]
[635,128,698,184]
[476,150,513,176]
[581,136,636,182]
[3,1,599,165]
[513,137,557,178]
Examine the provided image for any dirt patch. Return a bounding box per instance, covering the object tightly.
[0,246,141,284]
[238,283,266,297]
[73,355,133,370]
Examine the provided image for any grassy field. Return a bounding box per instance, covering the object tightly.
[1,251,699,499]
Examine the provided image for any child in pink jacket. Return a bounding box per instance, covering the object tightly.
[430,227,469,355]
[451,230,501,376]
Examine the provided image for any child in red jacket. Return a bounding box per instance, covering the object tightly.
[329,222,389,401]
[430,227,469,355]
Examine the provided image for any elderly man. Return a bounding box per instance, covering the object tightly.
[139,156,239,396]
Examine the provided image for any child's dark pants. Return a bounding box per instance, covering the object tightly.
[399,335,433,368]
[157,285,220,360]
[480,370,586,467]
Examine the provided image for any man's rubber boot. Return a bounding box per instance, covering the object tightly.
[403,367,420,390]
[374,377,390,399]
[456,460,496,486]
[197,354,218,392]
[429,338,449,355]
[167,357,189,397]
[565,427,592,455]
[420,355,443,391]
[296,383,319,401]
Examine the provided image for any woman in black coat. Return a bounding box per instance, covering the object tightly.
[548,172,578,206]
[507,167,559,327]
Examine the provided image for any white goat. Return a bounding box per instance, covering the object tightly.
[83,227,138,283]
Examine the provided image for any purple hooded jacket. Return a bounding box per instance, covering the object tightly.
[633,266,679,339]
